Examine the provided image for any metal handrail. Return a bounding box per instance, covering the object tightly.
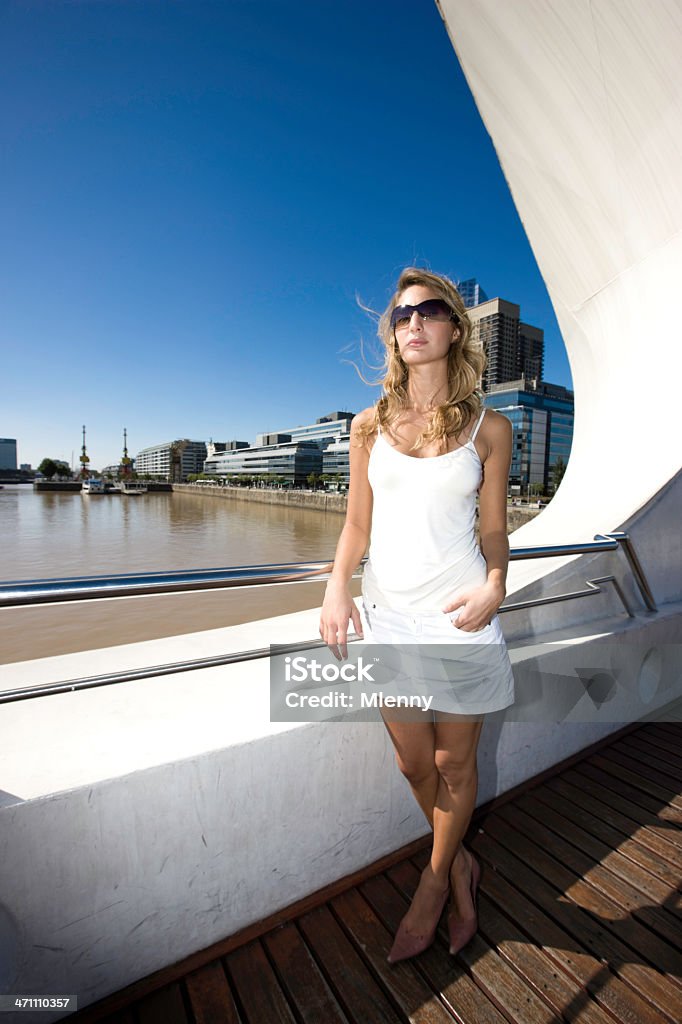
[0,532,656,610]
[0,532,659,705]
[0,560,335,607]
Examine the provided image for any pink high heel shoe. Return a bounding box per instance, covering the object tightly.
[387,885,449,964]
[448,853,480,955]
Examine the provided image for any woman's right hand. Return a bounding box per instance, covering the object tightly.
[319,579,364,660]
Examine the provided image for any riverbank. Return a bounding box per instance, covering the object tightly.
[172,482,542,529]
[172,483,348,513]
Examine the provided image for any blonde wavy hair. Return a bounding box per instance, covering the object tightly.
[354,267,486,452]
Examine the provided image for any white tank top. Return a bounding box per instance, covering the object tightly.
[363,408,488,614]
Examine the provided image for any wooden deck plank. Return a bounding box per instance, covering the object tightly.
[591,750,682,808]
[184,960,242,1024]
[388,858,571,1024]
[543,775,682,879]
[225,939,297,1023]
[638,722,682,744]
[297,903,405,1024]
[329,887,457,1024]
[489,804,682,979]
[472,827,680,1023]
[568,763,682,844]
[618,733,679,765]
[135,982,190,1024]
[359,872,509,1024]
[630,730,682,760]
[613,736,682,783]
[572,760,682,827]
[648,724,682,738]
[262,921,351,1024]
[512,791,682,939]
[469,840,672,1024]
[475,890,616,1024]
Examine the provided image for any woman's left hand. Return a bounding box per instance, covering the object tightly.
[442,580,505,632]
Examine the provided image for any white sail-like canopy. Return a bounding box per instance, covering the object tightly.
[437,0,682,575]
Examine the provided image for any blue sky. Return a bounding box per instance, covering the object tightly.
[2,0,572,470]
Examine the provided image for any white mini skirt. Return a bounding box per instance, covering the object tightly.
[360,597,515,715]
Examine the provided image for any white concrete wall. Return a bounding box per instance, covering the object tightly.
[1,565,680,1016]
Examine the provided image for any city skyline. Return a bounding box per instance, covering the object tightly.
[2,1,572,469]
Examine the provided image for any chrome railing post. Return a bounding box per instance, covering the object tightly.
[595,532,658,612]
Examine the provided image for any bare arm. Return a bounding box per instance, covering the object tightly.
[442,411,512,629]
[319,409,374,656]
[477,411,512,595]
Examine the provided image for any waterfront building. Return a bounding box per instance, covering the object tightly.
[483,376,574,495]
[468,297,545,389]
[261,411,354,449]
[207,441,249,457]
[0,438,17,470]
[203,439,322,486]
[458,278,488,308]
[254,411,356,485]
[135,440,208,482]
[322,436,351,486]
[256,433,295,446]
[202,412,357,485]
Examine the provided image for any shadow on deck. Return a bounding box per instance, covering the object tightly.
[71,722,682,1024]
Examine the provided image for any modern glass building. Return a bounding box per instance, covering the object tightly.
[263,411,354,449]
[0,438,18,471]
[484,377,574,494]
[203,440,322,486]
[203,412,356,486]
[457,278,488,308]
[322,436,351,485]
[258,412,355,485]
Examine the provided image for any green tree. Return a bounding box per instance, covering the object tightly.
[38,458,58,479]
[307,472,319,490]
[38,458,70,479]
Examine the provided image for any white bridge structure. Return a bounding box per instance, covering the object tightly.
[1,1,681,1017]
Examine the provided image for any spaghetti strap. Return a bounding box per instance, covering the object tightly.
[470,407,486,443]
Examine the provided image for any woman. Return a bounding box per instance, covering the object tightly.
[319,267,514,963]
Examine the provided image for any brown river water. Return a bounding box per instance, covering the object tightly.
[0,485,353,665]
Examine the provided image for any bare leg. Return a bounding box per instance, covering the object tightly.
[380,707,439,827]
[381,708,483,939]
[433,714,484,921]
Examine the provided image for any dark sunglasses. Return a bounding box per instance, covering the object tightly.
[390,299,458,331]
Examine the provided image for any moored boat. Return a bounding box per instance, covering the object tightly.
[81,478,107,495]
[120,480,148,495]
